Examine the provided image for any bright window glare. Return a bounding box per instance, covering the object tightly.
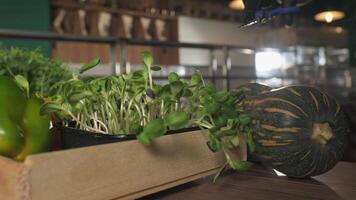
[255,51,282,77]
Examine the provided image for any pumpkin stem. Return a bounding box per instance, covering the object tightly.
[311,123,334,145]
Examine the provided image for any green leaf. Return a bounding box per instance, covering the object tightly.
[129,120,143,134]
[182,88,193,97]
[170,81,184,98]
[204,102,220,114]
[142,51,153,68]
[164,111,189,130]
[138,118,167,145]
[226,119,238,129]
[137,134,151,145]
[0,48,72,96]
[40,102,63,115]
[213,164,227,183]
[152,84,162,95]
[229,160,252,171]
[239,114,251,126]
[68,91,93,103]
[14,75,30,97]
[230,135,240,147]
[131,70,145,80]
[207,132,222,152]
[79,58,100,74]
[190,72,203,86]
[215,115,228,127]
[215,129,236,138]
[223,103,239,116]
[213,91,229,103]
[204,83,217,94]
[158,84,171,97]
[168,72,180,83]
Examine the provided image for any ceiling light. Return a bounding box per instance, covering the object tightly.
[229,0,245,10]
[314,11,345,23]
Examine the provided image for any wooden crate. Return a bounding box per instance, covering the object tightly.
[0,130,243,200]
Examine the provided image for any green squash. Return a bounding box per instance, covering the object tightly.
[235,83,349,177]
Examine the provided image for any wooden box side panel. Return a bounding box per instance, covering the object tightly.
[0,156,30,200]
[25,131,226,200]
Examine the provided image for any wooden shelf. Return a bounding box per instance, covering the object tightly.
[51,1,176,20]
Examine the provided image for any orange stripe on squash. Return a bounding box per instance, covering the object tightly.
[253,98,309,118]
[261,124,301,133]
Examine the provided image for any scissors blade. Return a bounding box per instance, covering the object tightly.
[239,20,259,28]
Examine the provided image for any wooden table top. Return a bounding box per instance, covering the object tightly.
[140,162,356,200]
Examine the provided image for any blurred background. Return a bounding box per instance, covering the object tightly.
[0,0,356,160]
[1,0,355,95]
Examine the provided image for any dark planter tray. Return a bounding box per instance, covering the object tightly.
[59,125,200,149]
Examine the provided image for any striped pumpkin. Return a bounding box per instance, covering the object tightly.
[236,84,349,177]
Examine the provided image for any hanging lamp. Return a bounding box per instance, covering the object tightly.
[229,0,245,10]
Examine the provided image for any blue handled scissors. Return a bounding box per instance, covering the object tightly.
[239,0,312,28]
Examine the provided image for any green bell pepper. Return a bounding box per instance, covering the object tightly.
[0,76,50,161]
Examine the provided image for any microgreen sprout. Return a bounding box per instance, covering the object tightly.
[41,51,255,182]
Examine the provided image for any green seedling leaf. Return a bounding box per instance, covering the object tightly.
[247,140,256,153]
[230,135,240,147]
[221,105,238,118]
[164,111,189,130]
[151,65,162,71]
[142,51,154,68]
[14,75,30,97]
[247,130,256,153]
[207,133,222,152]
[73,100,85,111]
[40,102,63,115]
[224,139,235,149]
[137,134,151,145]
[195,109,207,119]
[215,115,228,127]
[79,58,100,74]
[133,86,146,96]
[130,121,143,135]
[138,118,167,145]
[213,91,229,103]
[239,114,251,126]
[226,119,237,129]
[229,160,252,171]
[204,102,220,114]
[152,84,162,95]
[204,83,217,94]
[158,84,171,97]
[68,91,93,103]
[170,81,184,98]
[168,72,180,83]
[190,72,203,86]
[215,129,236,138]
[131,70,145,80]
[182,87,193,97]
[199,95,212,104]
[213,163,227,183]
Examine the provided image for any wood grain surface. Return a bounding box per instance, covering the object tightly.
[140,162,356,200]
[24,130,227,200]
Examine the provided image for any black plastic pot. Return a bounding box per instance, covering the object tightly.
[59,125,200,149]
